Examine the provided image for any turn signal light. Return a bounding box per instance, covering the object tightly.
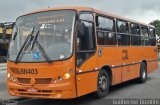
[51,73,71,84]
[63,73,71,79]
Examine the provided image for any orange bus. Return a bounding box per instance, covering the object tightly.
[7,7,158,99]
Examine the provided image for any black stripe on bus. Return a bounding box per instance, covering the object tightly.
[112,62,140,68]
[76,69,100,75]
[147,59,158,62]
[76,59,158,75]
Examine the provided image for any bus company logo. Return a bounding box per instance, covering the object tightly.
[30,78,36,85]
[98,50,102,57]
[10,67,38,75]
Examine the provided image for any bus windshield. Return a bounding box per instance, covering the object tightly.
[8,10,76,62]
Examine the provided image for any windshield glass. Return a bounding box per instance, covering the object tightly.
[8,10,76,62]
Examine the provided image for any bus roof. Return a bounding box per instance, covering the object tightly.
[3,22,14,28]
[24,6,154,28]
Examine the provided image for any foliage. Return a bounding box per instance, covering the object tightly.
[150,19,160,36]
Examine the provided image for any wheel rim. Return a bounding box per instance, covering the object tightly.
[99,76,107,91]
[142,69,146,79]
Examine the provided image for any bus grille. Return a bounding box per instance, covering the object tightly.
[17,78,30,84]
[35,78,52,84]
[17,78,52,85]
[17,89,52,96]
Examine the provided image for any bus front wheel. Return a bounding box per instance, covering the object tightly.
[94,70,110,98]
[138,62,147,83]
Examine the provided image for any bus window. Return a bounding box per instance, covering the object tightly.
[149,28,156,46]
[96,16,116,45]
[117,20,130,45]
[130,23,141,46]
[141,26,149,46]
[79,13,93,22]
[8,10,75,62]
[76,13,96,66]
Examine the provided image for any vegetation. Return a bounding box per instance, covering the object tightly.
[150,19,160,36]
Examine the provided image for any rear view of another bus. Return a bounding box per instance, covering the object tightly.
[0,22,14,63]
[0,23,6,63]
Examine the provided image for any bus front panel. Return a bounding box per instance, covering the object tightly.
[7,10,77,99]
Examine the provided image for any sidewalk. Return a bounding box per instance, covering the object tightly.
[0,63,7,71]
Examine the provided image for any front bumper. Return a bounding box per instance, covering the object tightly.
[7,81,76,99]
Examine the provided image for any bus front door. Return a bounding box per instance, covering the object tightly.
[75,13,97,97]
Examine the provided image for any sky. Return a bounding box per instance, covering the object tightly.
[0,0,160,24]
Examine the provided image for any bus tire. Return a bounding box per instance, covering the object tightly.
[94,70,110,98]
[138,62,147,83]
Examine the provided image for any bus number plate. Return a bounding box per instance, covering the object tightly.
[27,88,38,93]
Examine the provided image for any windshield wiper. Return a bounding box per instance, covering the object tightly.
[15,26,35,63]
[30,30,39,51]
[12,23,18,41]
[31,30,52,63]
[15,27,52,63]
[35,40,52,63]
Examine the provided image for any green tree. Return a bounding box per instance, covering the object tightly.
[150,19,160,36]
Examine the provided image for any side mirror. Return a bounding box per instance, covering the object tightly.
[13,31,17,40]
[12,24,18,40]
[2,27,6,40]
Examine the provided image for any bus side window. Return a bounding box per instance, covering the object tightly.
[141,26,149,46]
[130,23,141,46]
[76,13,96,66]
[149,28,156,46]
[96,16,116,45]
[117,20,130,45]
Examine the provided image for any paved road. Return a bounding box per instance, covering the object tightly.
[0,65,160,105]
[0,63,7,71]
[0,70,15,100]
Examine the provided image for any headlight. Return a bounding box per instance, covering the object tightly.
[7,73,11,78]
[7,73,17,83]
[58,76,63,81]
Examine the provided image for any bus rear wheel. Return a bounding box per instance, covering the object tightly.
[138,62,147,83]
[94,70,109,98]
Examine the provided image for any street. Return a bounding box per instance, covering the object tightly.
[0,64,160,105]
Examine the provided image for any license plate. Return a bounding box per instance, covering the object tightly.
[27,88,38,93]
